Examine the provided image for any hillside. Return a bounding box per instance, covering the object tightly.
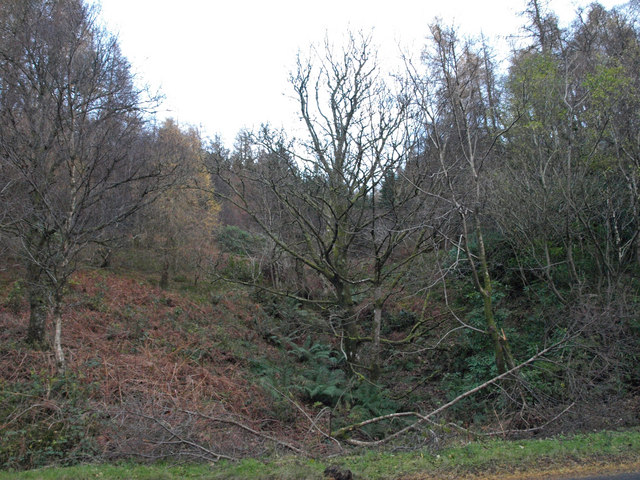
[2,0,640,475]
[0,268,327,468]
[2,263,639,472]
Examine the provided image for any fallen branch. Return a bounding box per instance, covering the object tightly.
[181,409,305,455]
[128,410,236,462]
[263,383,343,452]
[483,402,576,437]
[334,340,565,446]
[419,401,576,439]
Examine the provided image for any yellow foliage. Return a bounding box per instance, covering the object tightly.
[140,119,219,275]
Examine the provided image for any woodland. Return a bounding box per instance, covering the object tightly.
[0,0,639,470]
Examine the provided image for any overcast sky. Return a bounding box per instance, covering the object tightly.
[91,0,623,146]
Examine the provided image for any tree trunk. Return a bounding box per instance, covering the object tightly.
[482,291,508,373]
[370,287,384,381]
[53,299,66,375]
[160,257,170,289]
[474,219,516,374]
[335,280,358,368]
[26,265,48,349]
[371,306,383,381]
[636,234,640,270]
[343,314,358,369]
[99,247,112,269]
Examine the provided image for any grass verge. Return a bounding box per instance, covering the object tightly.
[1,429,638,480]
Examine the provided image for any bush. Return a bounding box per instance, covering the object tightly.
[217,226,264,256]
[0,374,101,470]
[219,255,259,282]
[251,336,399,437]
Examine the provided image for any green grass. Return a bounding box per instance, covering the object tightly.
[0,463,214,480]
[1,429,639,480]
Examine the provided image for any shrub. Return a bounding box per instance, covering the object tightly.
[251,336,399,437]
[219,255,259,282]
[0,373,101,470]
[217,226,264,256]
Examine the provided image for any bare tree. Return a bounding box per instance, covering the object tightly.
[498,3,640,296]
[0,0,170,372]
[408,24,518,374]
[209,34,439,375]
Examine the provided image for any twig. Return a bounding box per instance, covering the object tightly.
[264,383,343,452]
[0,402,60,430]
[126,410,236,462]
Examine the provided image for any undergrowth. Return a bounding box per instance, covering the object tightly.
[250,336,400,437]
[1,261,639,471]
[0,373,101,469]
[0,269,294,469]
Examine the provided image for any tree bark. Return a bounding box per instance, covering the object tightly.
[370,287,384,381]
[335,280,358,368]
[160,259,170,290]
[53,298,66,375]
[26,264,48,350]
[475,219,516,373]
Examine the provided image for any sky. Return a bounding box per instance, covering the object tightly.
[90,0,624,147]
